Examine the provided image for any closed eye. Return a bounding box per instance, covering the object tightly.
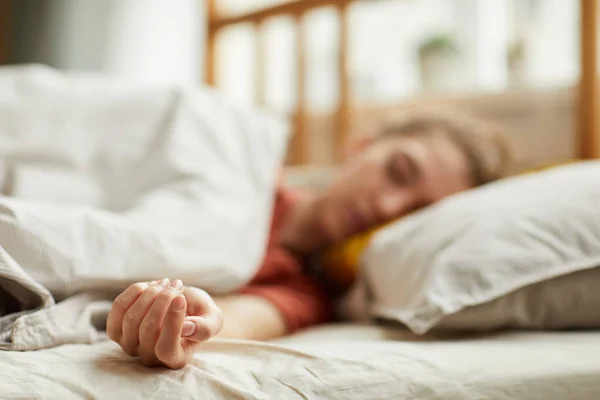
[387,151,421,187]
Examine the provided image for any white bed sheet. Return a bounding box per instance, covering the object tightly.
[2,324,600,400]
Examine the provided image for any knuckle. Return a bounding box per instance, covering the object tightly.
[123,310,140,327]
[117,283,147,305]
[139,319,160,338]
[146,285,163,297]
[112,297,129,313]
[140,316,158,330]
[131,282,147,294]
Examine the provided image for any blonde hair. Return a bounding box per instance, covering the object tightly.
[380,109,514,186]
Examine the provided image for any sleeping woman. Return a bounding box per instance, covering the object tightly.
[106,110,513,369]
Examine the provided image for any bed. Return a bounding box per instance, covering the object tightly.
[3,324,600,399]
[2,2,600,399]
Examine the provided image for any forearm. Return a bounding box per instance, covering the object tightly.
[213,294,288,341]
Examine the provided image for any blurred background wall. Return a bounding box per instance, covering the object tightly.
[6,0,205,84]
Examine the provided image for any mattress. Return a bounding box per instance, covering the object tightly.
[2,324,600,400]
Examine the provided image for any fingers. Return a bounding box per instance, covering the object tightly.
[107,282,149,342]
[138,280,183,364]
[120,278,170,355]
[155,294,187,369]
[180,287,224,342]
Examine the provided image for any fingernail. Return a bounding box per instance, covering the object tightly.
[150,280,159,286]
[172,295,186,311]
[169,279,183,291]
[181,321,196,337]
[158,278,170,288]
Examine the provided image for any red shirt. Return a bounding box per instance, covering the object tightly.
[238,187,332,332]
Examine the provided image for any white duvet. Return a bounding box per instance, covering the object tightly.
[0,65,289,350]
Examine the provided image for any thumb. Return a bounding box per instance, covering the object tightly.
[181,314,223,342]
[180,286,224,342]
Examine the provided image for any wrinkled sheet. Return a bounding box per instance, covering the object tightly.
[0,65,288,350]
[2,324,600,400]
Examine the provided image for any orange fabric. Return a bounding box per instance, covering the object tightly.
[238,187,332,333]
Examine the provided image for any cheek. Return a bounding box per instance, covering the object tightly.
[373,187,419,220]
[332,162,376,197]
[327,157,392,215]
[351,160,384,189]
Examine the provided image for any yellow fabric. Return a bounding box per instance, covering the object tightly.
[520,159,580,174]
[320,218,400,291]
[319,159,584,290]
[320,227,380,289]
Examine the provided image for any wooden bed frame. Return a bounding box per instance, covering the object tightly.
[206,0,600,165]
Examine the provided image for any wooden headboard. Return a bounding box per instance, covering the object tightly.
[206,0,352,165]
[205,0,599,167]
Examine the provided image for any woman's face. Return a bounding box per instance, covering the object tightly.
[312,132,473,245]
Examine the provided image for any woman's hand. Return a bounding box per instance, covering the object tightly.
[106,278,224,369]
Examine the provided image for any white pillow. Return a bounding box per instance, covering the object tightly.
[0,64,289,297]
[355,161,600,334]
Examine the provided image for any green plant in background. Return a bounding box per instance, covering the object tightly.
[507,37,525,68]
[507,36,527,88]
[417,33,458,59]
[417,33,459,91]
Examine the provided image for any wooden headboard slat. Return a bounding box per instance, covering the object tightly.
[579,0,599,158]
[205,0,218,85]
[335,1,351,162]
[293,13,309,164]
[211,0,352,30]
